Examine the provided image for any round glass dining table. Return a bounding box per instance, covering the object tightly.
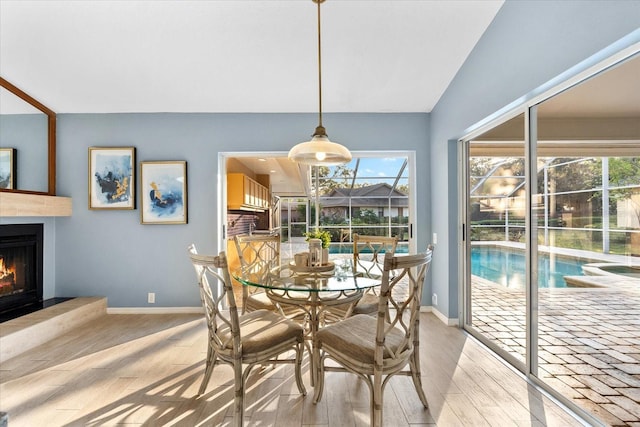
[232,258,382,385]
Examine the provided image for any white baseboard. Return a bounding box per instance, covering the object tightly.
[108,306,458,326]
[107,307,203,314]
[420,305,459,326]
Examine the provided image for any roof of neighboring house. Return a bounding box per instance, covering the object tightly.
[321,183,408,208]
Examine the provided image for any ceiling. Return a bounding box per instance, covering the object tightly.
[229,155,310,197]
[3,1,638,197]
[0,0,504,114]
[539,52,640,118]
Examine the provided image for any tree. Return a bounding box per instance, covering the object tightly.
[542,157,600,194]
[609,157,640,227]
[317,165,355,194]
[396,184,409,195]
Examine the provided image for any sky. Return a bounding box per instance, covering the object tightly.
[326,156,408,184]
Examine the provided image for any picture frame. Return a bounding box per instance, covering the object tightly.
[88,147,136,210]
[0,148,16,189]
[140,161,187,224]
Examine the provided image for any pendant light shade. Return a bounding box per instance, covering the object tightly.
[288,128,352,165]
[288,0,351,166]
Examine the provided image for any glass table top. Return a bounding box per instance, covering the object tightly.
[232,258,382,293]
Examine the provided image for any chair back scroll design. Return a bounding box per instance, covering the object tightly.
[234,234,280,313]
[188,244,239,356]
[342,233,399,318]
[377,247,432,368]
[352,233,399,278]
[313,245,434,427]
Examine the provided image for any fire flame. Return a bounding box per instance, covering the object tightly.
[0,255,15,282]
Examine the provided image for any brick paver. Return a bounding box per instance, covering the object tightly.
[472,275,640,426]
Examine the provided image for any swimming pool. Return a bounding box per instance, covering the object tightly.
[471,246,588,288]
[583,263,640,279]
[329,243,409,254]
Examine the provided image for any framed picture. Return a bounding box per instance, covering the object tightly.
[0,148,16,189]
[140,161,187,224]
[89,147,136,209]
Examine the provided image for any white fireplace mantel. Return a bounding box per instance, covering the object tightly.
[0,192,72,217]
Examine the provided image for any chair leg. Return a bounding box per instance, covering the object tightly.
[233,362,244,427]
[312,351,325,404]
[294,341,307,396]
[372,372,384,427]
[409,347,429,408]
[198,344,217,396]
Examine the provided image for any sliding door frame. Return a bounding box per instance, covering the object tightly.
[459,35,640,426]
[459,107,529,373]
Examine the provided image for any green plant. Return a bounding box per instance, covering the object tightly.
[304,229,331,249]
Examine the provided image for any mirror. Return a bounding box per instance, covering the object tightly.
[0,77,56,195]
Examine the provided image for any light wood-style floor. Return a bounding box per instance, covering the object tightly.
[0,312,587,426]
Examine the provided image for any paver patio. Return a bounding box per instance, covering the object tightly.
[472,274,640,426]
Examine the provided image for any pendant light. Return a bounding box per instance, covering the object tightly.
[288,0,352,166]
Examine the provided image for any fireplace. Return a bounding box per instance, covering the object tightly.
[0,224,43,316]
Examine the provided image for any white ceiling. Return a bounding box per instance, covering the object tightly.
[539,53,640,118]
[0,0,504,114]
[231,156,310,197]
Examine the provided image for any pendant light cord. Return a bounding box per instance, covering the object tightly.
[289,0,351,164]
[316,0,323,132]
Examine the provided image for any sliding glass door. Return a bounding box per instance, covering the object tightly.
[465,114,528,368]
[532,68,640,425]
[462,49,640,425]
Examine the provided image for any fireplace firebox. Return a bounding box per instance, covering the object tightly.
[0,224,44,316]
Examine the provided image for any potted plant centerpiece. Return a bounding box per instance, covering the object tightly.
[304,229,331,265]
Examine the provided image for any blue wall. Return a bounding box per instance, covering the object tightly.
[53,113,429,307]
[430,0,640,318]
[6,0,639,312]
[0,114,48,191]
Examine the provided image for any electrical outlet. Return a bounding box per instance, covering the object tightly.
[432,293,437,305]
[432,233,438,244]
[148,292,155,304]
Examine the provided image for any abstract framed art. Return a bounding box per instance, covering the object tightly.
[140,161,187,224]
[88,147,136,210]
[0,148,16,189]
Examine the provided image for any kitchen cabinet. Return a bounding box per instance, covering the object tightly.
[227,173,269,211]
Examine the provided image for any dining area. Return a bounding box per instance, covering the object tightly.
[0,262,583,427]
[0,204,594,427]
[187,234,434,426]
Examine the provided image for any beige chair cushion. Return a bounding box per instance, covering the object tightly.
[316,314,405,364]
[245,291,276,311]
[351,292,379,315]
[247,292,307,319]
[219,309,303,354]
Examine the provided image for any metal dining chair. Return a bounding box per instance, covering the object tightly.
[187,244,306,427]
[313,246,433,427]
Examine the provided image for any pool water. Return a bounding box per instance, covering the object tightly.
[471,246,587,288]
[329,244,409,254]
[598,265,640,279]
